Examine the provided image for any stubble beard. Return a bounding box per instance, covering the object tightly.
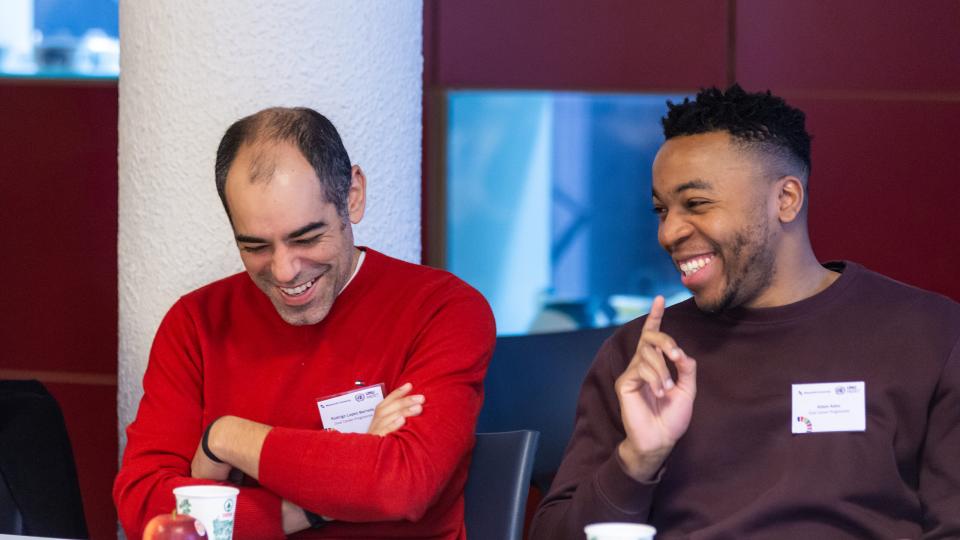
[699,217,777,314]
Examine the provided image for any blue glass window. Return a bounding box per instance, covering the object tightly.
[445,91,692,335]
[0,0,118,79]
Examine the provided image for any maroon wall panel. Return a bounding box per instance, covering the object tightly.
[434,0,729,90]
[737,1,960,92]
[47,382,118,540]
[734,0,960,301]
[0,81,119,539]
[0,83,118,373]
[800,98,960,301]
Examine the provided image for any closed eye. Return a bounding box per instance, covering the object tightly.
[240,244,268,253]
[293,234,322,245]
[685,199,712,210]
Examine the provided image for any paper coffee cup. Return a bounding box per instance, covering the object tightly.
[173,485,239,540]
[584,522,656,540]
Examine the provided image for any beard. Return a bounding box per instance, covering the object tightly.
[697,216,778,314]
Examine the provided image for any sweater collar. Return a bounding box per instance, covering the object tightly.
[706,261,860,324]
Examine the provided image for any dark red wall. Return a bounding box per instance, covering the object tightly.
[735,1,960,302]
[426,0,960,302]
[0,80,118,540]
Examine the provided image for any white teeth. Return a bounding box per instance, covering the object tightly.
[280,278,316,296]
[680,256,713,277]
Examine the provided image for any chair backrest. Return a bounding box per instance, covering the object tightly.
[476,326,615,492]
[0,380,87,539]
[464,430,539,540]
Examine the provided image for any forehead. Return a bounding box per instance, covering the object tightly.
[652,131,764,196]
[225,142,336,233]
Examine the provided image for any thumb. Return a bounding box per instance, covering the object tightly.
[675,354,697,391]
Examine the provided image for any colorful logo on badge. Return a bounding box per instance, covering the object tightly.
[796,416,813,433]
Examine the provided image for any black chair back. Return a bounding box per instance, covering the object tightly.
[0,380,87,539]
[464,430,539,540]
[477,326,616,491]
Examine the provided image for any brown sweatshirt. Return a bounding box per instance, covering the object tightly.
[531,262,960,539]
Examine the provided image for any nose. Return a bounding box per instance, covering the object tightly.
[658,211,693,251]
[271,245,301,284]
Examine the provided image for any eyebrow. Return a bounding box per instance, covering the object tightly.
[652,179,714,199]
[235,220,328,244]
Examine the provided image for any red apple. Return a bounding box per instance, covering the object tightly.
[143,511,208,539]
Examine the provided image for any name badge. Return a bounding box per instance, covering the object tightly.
[791,381,866,434]
[316,383,385,434]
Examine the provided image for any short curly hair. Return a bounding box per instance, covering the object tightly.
[662,84,811,178]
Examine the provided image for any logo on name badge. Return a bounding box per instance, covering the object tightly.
[355,393,365,402]
[796,416,813,432]
[835,386,846,395]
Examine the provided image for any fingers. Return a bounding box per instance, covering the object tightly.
[623,296,689,398]
[368,383,426,436]
[375,386,425,419]
[641,295,666,333]
[674,353,697,395]
[382,382,413,402]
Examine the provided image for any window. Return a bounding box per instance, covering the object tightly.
[444,91,691,335]
[0,0,118,78]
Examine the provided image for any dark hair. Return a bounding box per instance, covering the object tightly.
[662,84,811,178]
[214,107,352,220]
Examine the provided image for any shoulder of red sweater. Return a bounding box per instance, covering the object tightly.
[361,247,483,296]
[177,271,256,306]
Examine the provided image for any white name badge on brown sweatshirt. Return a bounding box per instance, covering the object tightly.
[791,381,866,434]
[316,383,385,433]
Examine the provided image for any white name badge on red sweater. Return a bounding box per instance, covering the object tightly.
[316,383,385,434]
[791,381,866,434]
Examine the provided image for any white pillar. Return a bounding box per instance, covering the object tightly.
[117,1,423,450]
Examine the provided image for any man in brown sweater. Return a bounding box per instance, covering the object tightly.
[530,85,960,539]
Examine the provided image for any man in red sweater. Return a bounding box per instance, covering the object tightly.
[531,86,960,538]
[114,107,495,539]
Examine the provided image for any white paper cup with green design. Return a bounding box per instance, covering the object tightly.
[584,522,656,540]
[173,485,238,540]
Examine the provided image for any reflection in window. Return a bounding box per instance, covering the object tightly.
[0,0,119,78]
[446,91,691,336]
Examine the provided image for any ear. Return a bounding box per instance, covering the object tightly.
[776,175,805,224]
[347,165,367,224]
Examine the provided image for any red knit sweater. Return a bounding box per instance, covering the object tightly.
[114,248,495,539]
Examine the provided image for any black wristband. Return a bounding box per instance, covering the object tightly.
[201,418,225,464]
[304,510,326,529]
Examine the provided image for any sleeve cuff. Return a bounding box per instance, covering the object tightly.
[233,486,286,540]
[593,449,662,516]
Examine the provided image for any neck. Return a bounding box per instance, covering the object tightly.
[749,233,839,308]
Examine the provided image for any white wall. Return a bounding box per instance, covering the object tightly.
[118,1,422,451]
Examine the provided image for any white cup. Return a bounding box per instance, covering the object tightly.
[173,485,239,540]
[584,522,657,540]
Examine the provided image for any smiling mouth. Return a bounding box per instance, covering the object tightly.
[279,277,317,297]
[678,255,715,277]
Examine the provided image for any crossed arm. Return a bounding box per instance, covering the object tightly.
[190,384,425,535]
[115,287,495,540]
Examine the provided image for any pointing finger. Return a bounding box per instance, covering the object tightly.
[642,295,666,333]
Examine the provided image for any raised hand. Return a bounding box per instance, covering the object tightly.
[614,295,697,481]
[367,382,425,436]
